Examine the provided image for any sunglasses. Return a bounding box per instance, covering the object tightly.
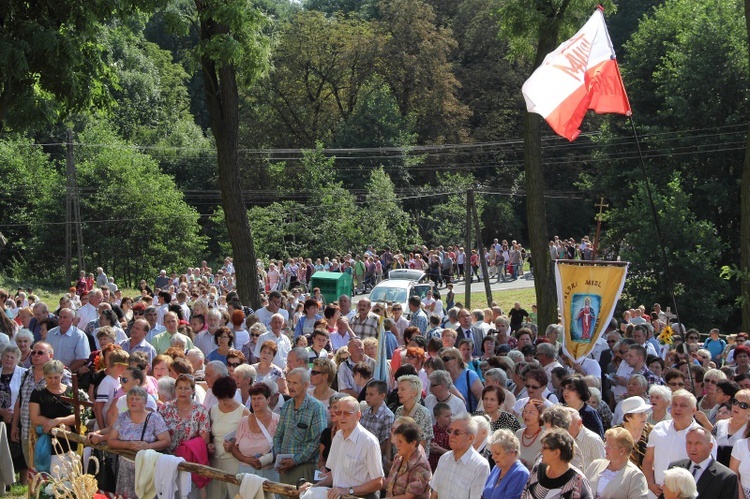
[120,377,130,383]
[331,409,357,417]
[250,334,261,338]
[733,399,750,410]
[607,340,617,344]
[31,350,48,356]
[227,362,241,368]
[446,428,466,436]
[311,370,325,376]
[133,311,144,316]
[441,357,454,363]
[525,384,542,390]
[668,382,685,387]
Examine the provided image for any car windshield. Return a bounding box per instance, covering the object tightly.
[387,269,425,281]
[369,286,407,304]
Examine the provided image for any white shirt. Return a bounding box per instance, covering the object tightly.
[575,357,602,378]
[96,375,120,425]
[647,420,717,486]
[424,393,467,423]
[255,307,289,328]
[253,331,292,369]
[325,423,384,489]
[429,446,490,499]
[731,439,750,488]
[76,303,98,329]
[613,362,634,401]
[234,328,249,353]
[688,455,713,484]
[575,425,605,469]
[202,387,242,411]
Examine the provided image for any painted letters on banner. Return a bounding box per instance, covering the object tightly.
[555,261,628,361]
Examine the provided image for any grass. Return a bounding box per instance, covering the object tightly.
[8,482,27,498]
[467,287,537,312]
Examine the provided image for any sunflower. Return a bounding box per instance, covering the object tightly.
[658,325,674,345]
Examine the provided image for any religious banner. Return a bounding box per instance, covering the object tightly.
[555,261,628,361]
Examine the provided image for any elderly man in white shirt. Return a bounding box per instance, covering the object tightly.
[643,389,717,499]
[301,395,384,499]
[254,313,292,369]
[429,412,490,499]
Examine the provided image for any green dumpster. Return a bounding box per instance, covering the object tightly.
[309,271,352,304]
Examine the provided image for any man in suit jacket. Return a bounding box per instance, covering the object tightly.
[668,426,738,499]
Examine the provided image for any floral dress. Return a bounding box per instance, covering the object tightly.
[158,401,211,452]
[114,411,169,498]
[385,446,432,499]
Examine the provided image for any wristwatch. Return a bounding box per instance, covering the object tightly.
[349,487,355,495]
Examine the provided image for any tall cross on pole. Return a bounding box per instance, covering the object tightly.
[593,197,608,259]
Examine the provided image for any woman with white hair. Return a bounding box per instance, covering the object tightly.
[587,387,613,431]
[648,385,672,425]
[14,328,33,368]
[396,374,433,452]
[483,429,530,499]
[662,467,697,499]
[473,414,492,463]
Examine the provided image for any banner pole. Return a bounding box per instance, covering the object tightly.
[629,117,684,332]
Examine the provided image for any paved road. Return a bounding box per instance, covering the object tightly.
[354,272,535,303]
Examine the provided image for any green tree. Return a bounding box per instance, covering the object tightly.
[0,138,58,272]
[193,0,271,307]
[416,173,482,246]
[361,167,414,249]
[249,11,380,148]
[499,0,613,329]
[23,121,205,285]
[375,0,470,143]
[604,174,729,330]
[0,0,160,131]
[332,76,417,187]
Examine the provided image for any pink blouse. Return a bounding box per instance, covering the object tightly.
[235,412,279,458]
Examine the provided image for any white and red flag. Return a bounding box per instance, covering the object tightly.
[522,7,631,141]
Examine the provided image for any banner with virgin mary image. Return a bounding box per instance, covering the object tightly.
[555,261,628,361]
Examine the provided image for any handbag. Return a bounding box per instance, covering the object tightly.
[34,427,51,473]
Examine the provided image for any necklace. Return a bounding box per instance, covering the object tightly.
[522,427,542,446]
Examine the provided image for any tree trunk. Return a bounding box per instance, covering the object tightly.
[742,0,750,330]
[523,111,557,329]
[199,25,261,309]
[523,18,568,330]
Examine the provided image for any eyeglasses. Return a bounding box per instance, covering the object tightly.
[733,399,750,410]
[31,350,48,356]
[607,339,617,344]
[525,384,542,390]
[311,370,325,376]
[120,377,130,383]
[227,362,241,368]
[446,428,466,436]
[441,356,454,363]
[331,409,357,417]
[562,385,576,392]
[704,379,718,385]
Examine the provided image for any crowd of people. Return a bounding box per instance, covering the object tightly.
[0,250,746,498]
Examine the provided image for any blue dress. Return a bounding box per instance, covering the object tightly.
[207,348,228,364]
[482,460,530,499]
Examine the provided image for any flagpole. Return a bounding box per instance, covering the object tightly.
[628,116,684,334]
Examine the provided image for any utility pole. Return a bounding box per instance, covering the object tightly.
[65,131,74,284]
[472,204,493,306]
[465,189,473,309]
[593,197,608,259]
[65,129,85,283]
